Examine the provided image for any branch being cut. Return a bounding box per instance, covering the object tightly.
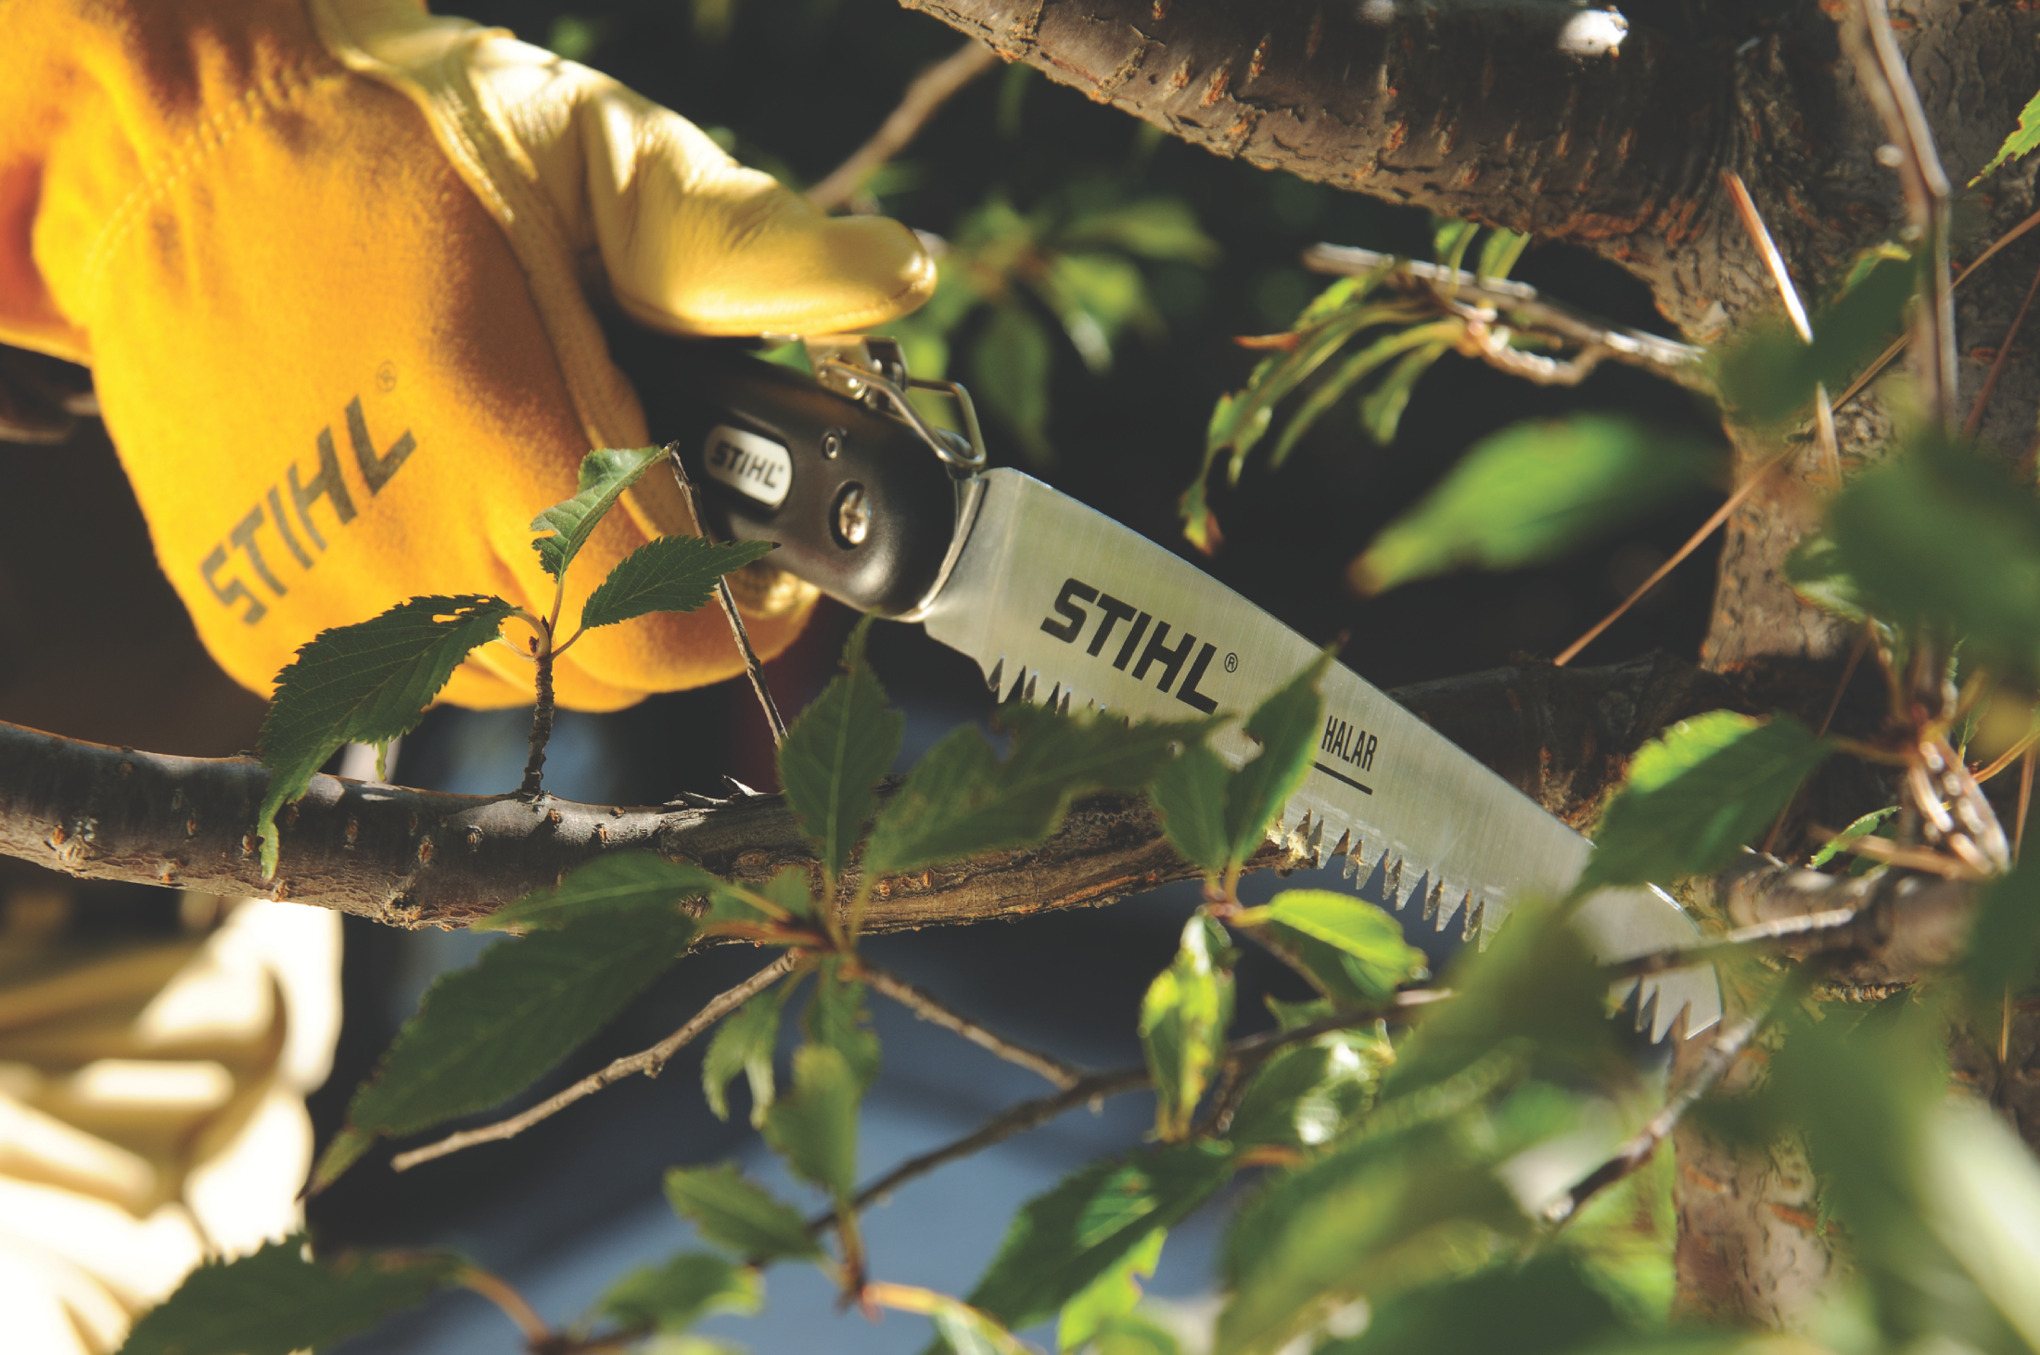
[0,652,1741,926]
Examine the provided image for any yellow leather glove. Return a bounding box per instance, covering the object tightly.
[0,0,934,710]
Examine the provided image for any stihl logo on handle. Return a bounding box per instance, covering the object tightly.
[1038,576,1222,713]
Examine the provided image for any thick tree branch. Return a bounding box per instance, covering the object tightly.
[895,0,1730,248]
[0,653,1739,927]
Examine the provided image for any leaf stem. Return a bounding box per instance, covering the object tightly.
[457,1266,550,1346]
[392,953,801,1171]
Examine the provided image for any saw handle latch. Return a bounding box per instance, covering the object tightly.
[611,328,973,619]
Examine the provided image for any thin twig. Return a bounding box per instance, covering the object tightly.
[1963,253,2040,439]
[1543,987,1783,1227]
[1604,907,1865,981]
[1303,243,1709,390]
[807,41,1001,210]
[1723,171,1813,342]
[1830,831,1988,879]
[860,964,1086,1089]
[2019,747,2036,860]
[808,998,1441,1234]
[1844,0,1957,428]
[459,1267,551,1346]
[393,953,801,1171]
[1554,444,1794,666]
[669,455,787,745]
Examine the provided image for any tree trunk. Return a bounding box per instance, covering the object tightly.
[894,0,2040,1326]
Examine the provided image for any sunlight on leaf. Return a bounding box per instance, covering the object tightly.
[257,594,517,875]
[1351,415,1723,595]
[531,446,670,581]
[1140,914,1237,1141]
[777,619,902,891]
[1058,1228,1166,1352]
[581,536,776,631]
[1235,890,1427,1001]
[1579,712,1833,893]
[1972,86,2040,184]
[703,980,794,1126]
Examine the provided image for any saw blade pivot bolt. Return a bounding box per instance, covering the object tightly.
[833,482,872,547]
[820,428,846,459]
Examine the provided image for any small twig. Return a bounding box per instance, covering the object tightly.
[1810,383,1842,488]
[1554,444,1794,666]
[2018,746,2036,860]
[807,41,1001,211]
[669,455,787,746]
[1973,730,2040,785]
[1963,253,2040,439]
[1604,907,1866,981]
[393,953,801,1170]
[1829,830,1988,879]
[459,1267,551,1346]
[1723,171,1813,343]
[1843,0,1957,429]
[1543,995,1776,1227]
[1302,243,1710,390]
[859,964,1085,1089]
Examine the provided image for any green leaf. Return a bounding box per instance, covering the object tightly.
[581,536,777,631]
[1150,743,1233,875]
[1772,1000,2040,1350]
[1058,1229,1165,1352]
[1215,1124,1528,1355]
[1715,255,1914,424]
[1060,196,1219,264]
[1356,341,1449,445]
[865,702,1208,879]
[598,1251,762,1333]
[1313,1255,1627,1355]
[1578,711,1834,893]
[1226,1027,1390,1150]
[256,594,516,876]
[315,906,695,1187]
[777,619,902,889]
[703,980,792,1126]
[930,1298,1030,1355]
[804,957,880,1091]
[972,302,1055,462]
[1964,856,2040,1040]
[762,1044,862,1200]
[1267,321,1460,470]
[1139,914,1237,1141]
[531,445,670,581]
[1090,1314,1181,1355]
[1476,229,1530,282]
[1783,534,1882,631]
[1972,86,2040,183]
[1351,415,1724,595]
[1151,654,1330,878]
[1034,252,1155,373]
[477,852,724,932]
[1235,890,1427,1001]
[1825,435,2040,674]
[1224,653,1333,864]
[966,1142,1234,1333]
[1807,805,1899,869]
[666,1164,824,1262]
[1430,217,1479,272]
[118,1235,458,1355]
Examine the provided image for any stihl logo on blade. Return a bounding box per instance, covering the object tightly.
[1038,577,1221,712]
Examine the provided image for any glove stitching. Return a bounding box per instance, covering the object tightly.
[80,61,343,317]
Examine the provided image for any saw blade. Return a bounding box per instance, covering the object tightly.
[917,470,1721,1041]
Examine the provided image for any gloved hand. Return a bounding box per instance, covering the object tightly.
[0,0,934,710]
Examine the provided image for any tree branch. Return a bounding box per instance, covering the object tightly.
[808,39,1003,210]
[0,653,1741,927]
[859,963,1086,1089]
[894,0,1729,248]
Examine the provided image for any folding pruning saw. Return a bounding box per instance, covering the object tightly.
[630,336,1721,1041]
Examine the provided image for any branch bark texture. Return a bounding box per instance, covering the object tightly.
[1,653,1733,928]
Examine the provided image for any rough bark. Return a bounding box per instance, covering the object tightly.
[0,653,1734,928]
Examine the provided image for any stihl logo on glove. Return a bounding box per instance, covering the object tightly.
[199,396,415,626]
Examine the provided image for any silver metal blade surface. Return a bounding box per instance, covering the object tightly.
[918,470,1721,1041]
